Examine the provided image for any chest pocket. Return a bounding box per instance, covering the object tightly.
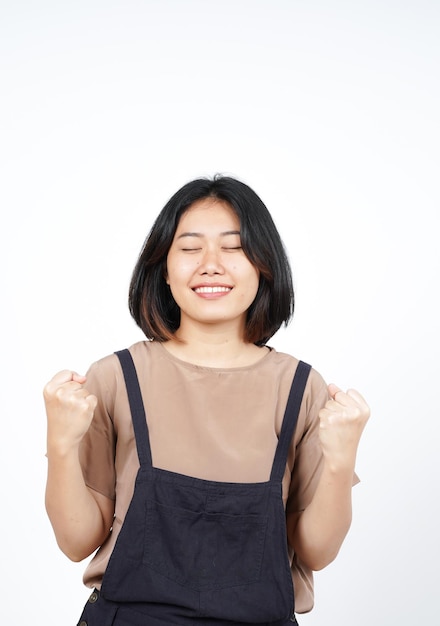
[143,470,269,591]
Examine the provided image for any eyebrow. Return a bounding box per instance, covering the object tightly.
[176,230,241,239]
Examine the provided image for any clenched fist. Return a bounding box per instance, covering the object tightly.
[318,384,370,471]
[43,370,97,453]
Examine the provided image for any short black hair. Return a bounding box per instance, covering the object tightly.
[129,175,294,346]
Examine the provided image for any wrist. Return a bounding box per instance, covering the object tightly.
[46,436,81,459]
[321,452,357,478]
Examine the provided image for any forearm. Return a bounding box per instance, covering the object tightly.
[45,444,111,562]
[291,462,354,571]
[290,383,370,570]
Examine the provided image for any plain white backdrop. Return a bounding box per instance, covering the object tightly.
[1,1,439,624]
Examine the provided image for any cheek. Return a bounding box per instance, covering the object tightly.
[242,266,260,298]
[248,265,260,285]
[166,258,198,284]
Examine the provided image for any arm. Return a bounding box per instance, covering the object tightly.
[290,384,370,571]
[44,370,115,562]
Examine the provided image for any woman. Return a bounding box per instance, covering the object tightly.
[44,175,370,625]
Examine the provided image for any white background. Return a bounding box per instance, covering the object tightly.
[1,1,439,624]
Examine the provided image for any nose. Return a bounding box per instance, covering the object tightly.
[199,247,224,275]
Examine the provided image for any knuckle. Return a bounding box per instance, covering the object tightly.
[43,383,52,399]
[54,386,67,401]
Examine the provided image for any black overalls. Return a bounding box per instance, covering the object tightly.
[77,349,311,626]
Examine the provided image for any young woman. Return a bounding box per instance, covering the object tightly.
[44,175,370,626]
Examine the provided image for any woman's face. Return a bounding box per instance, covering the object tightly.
[166,198,260,337]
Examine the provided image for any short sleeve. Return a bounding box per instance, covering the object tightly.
[285,371,328,613]
[287,371,328,515]
[79,359,117,500]
[285,370,360,613]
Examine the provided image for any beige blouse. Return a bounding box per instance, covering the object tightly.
[79,340,329,613]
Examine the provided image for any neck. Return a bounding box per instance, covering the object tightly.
[163,325,266,368]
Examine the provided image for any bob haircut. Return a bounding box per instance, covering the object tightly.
[129,175,294,346]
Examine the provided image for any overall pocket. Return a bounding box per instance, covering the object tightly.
[143,499,268,590]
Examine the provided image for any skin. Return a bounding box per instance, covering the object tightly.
[44,197,370,569]
[164,198,263,367]
[44,371,114,561]
[288,384,369,569]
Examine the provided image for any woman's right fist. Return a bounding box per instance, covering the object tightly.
[43,370,98,452]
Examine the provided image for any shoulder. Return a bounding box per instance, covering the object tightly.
[267,347,328,399]
[258,348,329,438]
[84,341,152,400]
[86,341,152,374]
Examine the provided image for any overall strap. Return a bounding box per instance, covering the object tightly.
[115,349,152,467]
[270,361,312,483]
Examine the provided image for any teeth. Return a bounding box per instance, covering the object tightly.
[194,286,231,293]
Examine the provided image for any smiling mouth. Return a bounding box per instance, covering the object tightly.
[193,286,232,294]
